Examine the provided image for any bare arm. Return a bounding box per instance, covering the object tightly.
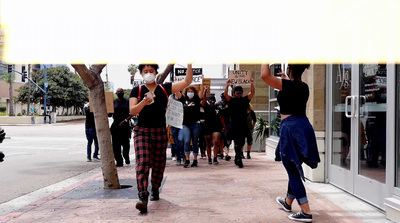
[171,64,193,94]
[129,96,154,116]
[155,63,174,84]
[260,64,282,90]
[198,75,205,100]
[220,115,226,132]
[224,79,232,102]
[201,85,209,107]
[248,78,255,100]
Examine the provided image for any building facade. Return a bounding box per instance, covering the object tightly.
[239,63,400,222]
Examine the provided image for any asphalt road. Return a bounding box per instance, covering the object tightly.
[0,120,105,204]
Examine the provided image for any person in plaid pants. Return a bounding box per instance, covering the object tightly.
[129,63,193,213]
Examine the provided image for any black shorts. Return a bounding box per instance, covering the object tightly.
[245,127,253,145]
[203,125,223,136]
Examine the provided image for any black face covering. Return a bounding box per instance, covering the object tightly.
[117,92,124,99]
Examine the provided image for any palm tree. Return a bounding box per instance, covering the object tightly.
[127,64,138,75]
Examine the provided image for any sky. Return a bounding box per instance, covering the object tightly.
[1,0,399,65]
[67,63,228,91]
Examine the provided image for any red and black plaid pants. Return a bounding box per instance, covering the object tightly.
[133,126,168,198]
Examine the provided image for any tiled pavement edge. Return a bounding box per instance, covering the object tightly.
[0,153,391,223]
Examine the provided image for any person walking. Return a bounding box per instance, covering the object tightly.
[109,88,132,167]
[129,63,193,213]
[84,104,100,162]
[202,87,224,165]
[242,103,257,159]
[261,63,320,222]
[169,92,185,165]
[179,84,204,168]
[216,93,232,161]
[224,80,254,168]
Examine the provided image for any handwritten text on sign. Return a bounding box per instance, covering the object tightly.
[175,68,203,85]
[166,96,184,129]
[229,70,251,85]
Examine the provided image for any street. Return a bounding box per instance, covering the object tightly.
[0,120,107,204]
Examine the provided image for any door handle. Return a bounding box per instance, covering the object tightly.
[359,95,367,118]
[345,96,353,118]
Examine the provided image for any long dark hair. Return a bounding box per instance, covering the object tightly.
[288,64,310,80]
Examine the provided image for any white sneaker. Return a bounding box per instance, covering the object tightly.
[93,157,101,162]
[172,157,176,161]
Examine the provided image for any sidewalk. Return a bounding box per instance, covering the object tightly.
[0,153,390,223]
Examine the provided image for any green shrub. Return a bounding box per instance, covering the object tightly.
[17,113,22,116]
[0,112,8,116]
[0,106,6,112]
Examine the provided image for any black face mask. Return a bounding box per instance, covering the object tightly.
[117,92,124,99]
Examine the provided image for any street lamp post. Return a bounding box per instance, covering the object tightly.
[43,65,48,124]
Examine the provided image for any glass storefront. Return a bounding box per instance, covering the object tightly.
[331,64,352,168]
[358,64,387,183]
[329,63,389,210]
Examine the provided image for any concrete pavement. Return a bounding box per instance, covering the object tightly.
[0,152,391,223]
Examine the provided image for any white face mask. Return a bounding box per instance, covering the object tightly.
[143,73,156,84]
[187,92,194,98]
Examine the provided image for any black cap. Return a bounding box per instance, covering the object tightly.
[234,86,243,94]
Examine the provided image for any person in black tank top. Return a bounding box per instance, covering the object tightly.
[261,63,320,223]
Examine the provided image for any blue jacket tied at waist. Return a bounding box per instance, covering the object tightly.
[279,115,320,181]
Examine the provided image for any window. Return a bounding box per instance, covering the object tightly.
[268,86,280,137]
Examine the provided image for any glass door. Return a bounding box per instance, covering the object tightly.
[328,63,390,209]
[353,64,389,209]
[329,64,354,192]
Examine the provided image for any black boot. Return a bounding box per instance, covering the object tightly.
[136,195,148,213]
[184,160,190,168]
[191,159,198,167]
[235,157,243,168]
[150,188,159,201]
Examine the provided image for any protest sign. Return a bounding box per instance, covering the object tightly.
[89,91,114,113]
[166,96,184,129]
[132,79,144,87]
[203,78,211,97]
[228,70,251,85]
[175,68,203,85]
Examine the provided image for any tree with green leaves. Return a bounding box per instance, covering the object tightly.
[16,66,88,114]
[127,64,138,75]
